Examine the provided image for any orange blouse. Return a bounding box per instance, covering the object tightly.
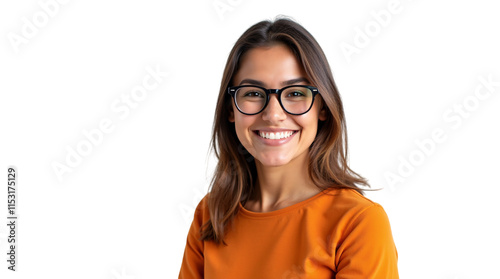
[179,188,398,278]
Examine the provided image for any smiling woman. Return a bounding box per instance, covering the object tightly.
[229,44,326,169]
[179,17,398,279]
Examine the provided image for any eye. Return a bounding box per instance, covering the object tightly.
[286,90,306,97]
[242,91,265,98]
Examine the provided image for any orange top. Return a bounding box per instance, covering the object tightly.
[179,188,398,278]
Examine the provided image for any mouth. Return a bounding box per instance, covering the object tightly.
[253,130,299,140]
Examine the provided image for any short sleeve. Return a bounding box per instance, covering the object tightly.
[335,204,398,279]
[178,198,206,279]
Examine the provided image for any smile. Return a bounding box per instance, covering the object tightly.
[255,130,297,140]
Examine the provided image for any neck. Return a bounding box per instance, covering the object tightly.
[249,151,321,212]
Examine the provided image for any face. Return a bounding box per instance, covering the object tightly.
[229,44,327,167]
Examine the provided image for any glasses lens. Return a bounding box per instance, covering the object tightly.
[235,86,266,114]
[281,86,314,114]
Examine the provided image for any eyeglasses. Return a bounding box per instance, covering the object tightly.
[227,85,320,115]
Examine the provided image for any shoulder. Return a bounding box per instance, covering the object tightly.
[192,194,211,225]
[319,187,380,214]
[195,194,209,212]
[324,189,399,277]
[316,188,392,232]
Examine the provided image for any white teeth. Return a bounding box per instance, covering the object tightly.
[258,131,295,140]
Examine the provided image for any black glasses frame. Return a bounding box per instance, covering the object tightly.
[227,85,320,115]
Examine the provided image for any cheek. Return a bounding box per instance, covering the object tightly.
[301,119,318,136]
[234,114,256,142]
[295,115,320,142]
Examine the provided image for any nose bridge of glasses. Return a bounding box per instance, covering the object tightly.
[267,89,280,94]
[263,90,287,117]
[266,89,281,104]
[266,89,282,102]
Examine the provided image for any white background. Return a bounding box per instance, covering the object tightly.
[1,0,499,278]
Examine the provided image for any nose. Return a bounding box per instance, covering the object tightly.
[261,94,286,122]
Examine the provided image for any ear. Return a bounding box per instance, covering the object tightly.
[318,98,327,121]
[319,107,327,121]
[229,107,235,122]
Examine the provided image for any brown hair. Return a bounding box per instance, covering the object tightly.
[201,17,369,244]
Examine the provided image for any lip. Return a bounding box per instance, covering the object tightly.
[253,129,299,146]
[254,128,298,133]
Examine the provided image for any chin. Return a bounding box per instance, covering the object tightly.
[255,155,292,167]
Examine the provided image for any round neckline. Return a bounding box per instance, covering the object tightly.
[238,187,334,218]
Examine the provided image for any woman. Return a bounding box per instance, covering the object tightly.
[179,17,398,278]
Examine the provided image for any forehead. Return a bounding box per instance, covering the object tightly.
[233,44,307,86]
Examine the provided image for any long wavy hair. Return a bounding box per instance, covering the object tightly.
[201,17,370,244]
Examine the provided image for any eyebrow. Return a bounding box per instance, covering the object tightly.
[238,77,310,87]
